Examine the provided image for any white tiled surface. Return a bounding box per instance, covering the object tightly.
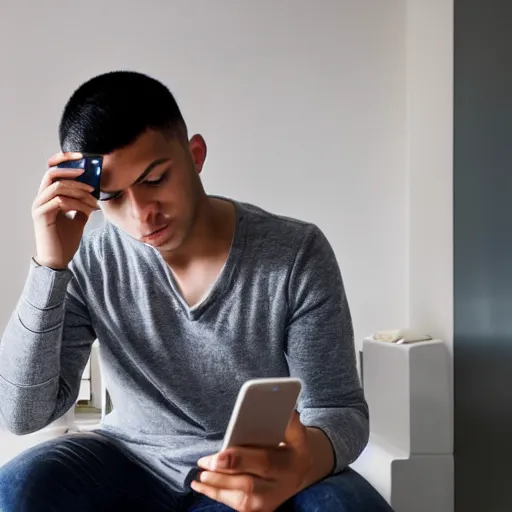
[78,380,91,401]
[82,359,91,380]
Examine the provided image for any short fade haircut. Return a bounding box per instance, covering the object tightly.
[59,70,187,154]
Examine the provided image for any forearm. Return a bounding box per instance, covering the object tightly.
[0,262,72,433]
[0,262,71,385]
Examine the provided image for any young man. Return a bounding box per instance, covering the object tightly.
[0,71,392,512]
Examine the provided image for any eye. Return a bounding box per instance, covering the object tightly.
[99,191,123,202]
[98,168,170,201]
[145,171,169,186]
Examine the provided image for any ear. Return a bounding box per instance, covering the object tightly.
[188,134,207,174]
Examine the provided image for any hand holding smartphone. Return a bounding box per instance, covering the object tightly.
[32,152,101,269]
[56,155,103,199]
[221,377,302,451]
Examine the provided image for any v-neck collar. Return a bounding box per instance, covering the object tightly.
[111,197,246,322]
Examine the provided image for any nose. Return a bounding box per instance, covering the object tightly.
[125,188,157,223]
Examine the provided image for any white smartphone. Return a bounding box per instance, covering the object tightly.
[221,377,303,451]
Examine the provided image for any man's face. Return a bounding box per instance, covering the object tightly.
[98,129,206,253]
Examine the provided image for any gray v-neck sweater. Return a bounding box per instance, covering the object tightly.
[0,200,368,491]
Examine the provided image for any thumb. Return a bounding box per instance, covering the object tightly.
[284,410,308,450]
[74,211,90,225]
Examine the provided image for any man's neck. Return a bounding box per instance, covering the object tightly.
[160,196,236,270]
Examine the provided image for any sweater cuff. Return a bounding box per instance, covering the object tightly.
[300,407,369,474]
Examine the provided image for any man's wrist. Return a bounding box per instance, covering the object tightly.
[32,256,68,271]
[301,427,336,490]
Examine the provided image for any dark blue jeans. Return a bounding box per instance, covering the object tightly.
[0,434,393,511]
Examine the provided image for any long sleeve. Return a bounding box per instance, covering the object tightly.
[0,259,96,434]
[284,226,369,473]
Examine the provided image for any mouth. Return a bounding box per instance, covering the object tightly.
[140,224,170,244]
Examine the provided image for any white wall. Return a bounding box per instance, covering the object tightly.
[405,0,454,473]
[406,0,454,352]
[0,0,408,348]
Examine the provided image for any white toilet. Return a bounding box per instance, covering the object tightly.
[351,337,453,512]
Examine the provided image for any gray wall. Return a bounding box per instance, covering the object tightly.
[454,0,512,510]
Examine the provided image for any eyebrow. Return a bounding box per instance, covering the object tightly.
[102,158,171,194]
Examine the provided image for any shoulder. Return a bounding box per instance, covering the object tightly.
[235,200,333,264]
[235,201,345,306]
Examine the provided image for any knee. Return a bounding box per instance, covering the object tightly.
[292,479,351,512]
[0,439,79,512]
[291,469,392,512]
[0,450,55,512]
[0,457,31,512]
[0,463,14,511]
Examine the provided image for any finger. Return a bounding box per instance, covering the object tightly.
[47,151,83,167]
[33,196,98,220]
[34,181,97,210]
[198,471,259,492]
[34,190,98,215]
[284,411,309,452]
[36,179,96,207]
[191,480,262,512]
[38,167,87,194]
[198,446,289,479]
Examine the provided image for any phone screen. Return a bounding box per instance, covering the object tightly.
[222,378,302,450]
